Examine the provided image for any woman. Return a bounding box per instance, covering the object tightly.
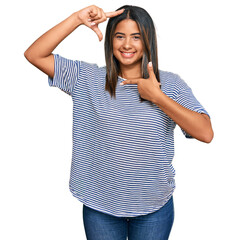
[24,5,214,240]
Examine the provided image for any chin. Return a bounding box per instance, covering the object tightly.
[121,58,142,67]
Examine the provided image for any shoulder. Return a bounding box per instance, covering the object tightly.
[159,69,190,88]
[78,61,106,77]
[159,70,179,96]
[54,54,106,75]
[159,69,191,99]
[159,69,178,81]
[159,69,185,85]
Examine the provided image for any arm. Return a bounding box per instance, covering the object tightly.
[121,62,214,143]
[152,91,214,143]
[24,5,124,78]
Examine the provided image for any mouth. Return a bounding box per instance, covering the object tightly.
[120,51,136,58]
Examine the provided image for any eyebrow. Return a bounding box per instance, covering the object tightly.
[114,32,141,36]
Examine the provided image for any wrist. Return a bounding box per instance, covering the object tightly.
[72,11,84,27]
[151,88,164,105]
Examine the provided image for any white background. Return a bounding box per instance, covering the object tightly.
[1,0,237,239]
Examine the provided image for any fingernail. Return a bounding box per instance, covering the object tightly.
[91,22,96,26]
[149,62,152,67]
[88,19,92,22]
[120,82,124,85]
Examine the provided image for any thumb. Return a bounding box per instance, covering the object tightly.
[91,23,103,41]
[147,62,155,79]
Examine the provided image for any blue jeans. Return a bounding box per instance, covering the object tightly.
[83,196,174,240]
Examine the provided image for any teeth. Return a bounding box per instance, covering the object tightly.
[122,52,134,55]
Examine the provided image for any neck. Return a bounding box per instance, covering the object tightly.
[119,63,142,79]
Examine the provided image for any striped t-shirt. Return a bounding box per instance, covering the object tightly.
[48,54,209,217]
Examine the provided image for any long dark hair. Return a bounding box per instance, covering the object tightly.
[104,5,160,101]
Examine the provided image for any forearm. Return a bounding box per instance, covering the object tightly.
[152,91,214,143]
[24,12,82,61]
[24,6,124,77]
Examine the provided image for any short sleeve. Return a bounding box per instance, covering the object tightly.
[174,75,210,138]
[48,54,80,96]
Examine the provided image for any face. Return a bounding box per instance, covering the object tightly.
[113,19,143,70]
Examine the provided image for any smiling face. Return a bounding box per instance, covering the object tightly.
[113,19,144,76]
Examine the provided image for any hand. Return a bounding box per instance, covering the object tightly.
[77,5,125,41]
[120,62,162,103]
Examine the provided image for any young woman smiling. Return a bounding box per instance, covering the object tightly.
[112,19,144,76]
[24,5,213,240]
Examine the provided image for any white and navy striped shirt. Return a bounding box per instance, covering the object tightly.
[48,54,209,217]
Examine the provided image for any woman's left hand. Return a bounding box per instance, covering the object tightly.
[120,62,161,103]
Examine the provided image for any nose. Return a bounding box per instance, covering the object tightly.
[122,37,132,50]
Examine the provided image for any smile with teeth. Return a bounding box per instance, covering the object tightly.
[120,51,136,58]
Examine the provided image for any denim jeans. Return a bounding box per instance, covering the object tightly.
[83,196,174,240]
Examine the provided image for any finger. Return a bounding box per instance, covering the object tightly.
[147,62,156,79]
[147,62,161,88]
[90,8,102,20]
[88,6,98,18]
[91,25,103,41]
[120,79,140,85]
[105,9,125,18]
[91,10,107,25]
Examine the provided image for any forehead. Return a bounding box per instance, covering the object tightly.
[114,19,140,33]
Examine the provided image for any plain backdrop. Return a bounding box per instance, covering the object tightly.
[1,0,237,239]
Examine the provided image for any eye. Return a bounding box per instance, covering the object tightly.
[133,36,141,40]
[115,35,124,39]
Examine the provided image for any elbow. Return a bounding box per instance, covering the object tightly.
[24,48,37,65]
[24,49,32,62]
[24,49,40,68]
[202,128,214,144]
[199,114,214,144]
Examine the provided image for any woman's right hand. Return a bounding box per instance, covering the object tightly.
[76,5,124,41]
[24,5,124,78]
